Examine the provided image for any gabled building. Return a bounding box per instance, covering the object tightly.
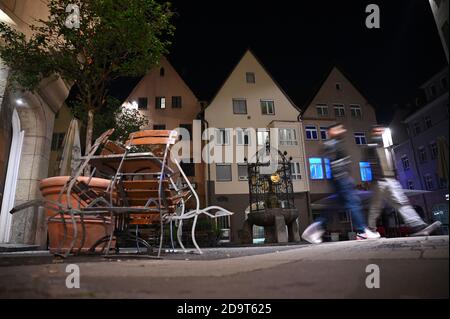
[204,49,309,242]
[121,57,206,206]
[392,67,449,232]
[301,66,378,236]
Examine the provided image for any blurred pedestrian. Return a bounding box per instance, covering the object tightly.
[365,126,441,236]
[301,123,380,244]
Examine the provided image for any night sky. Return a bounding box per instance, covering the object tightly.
[159,0,447,124]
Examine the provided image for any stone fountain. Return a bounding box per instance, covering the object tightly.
[240,147,300,244]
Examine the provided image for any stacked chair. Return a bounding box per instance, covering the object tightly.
[10,129,233,258]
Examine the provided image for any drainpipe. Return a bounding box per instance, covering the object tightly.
[197,109,212,206]
[297,111,312,229]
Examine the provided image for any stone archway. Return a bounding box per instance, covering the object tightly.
[7,77,70,247]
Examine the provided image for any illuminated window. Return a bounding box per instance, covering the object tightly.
[309,158,324,180]
[359,162,372,182]
[324,158,332,179]
[155,97,166,109]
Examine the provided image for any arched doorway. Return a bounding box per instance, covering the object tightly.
[0,109,24,243]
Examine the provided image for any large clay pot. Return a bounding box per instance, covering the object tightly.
[40,176,115,253]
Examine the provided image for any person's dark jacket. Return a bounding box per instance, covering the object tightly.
[323,137,351,180]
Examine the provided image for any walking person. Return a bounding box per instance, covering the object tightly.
[365,126,442,236]
[301,123,380,244]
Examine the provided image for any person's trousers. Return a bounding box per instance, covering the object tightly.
[314,177,367,233]
[368,178,427,231]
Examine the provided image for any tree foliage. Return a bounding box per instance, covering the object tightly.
[0,0,174,152]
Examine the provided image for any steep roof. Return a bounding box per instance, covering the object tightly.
[301,64,380,115]
[203,48,301,113]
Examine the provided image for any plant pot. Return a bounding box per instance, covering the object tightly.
[40,176,115,253]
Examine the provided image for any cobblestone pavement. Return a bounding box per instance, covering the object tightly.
[0,236,447,298]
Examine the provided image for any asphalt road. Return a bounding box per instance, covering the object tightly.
[0,236,448,299]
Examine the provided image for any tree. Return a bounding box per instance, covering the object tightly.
[74,96,149,144]
[0,0,174,156]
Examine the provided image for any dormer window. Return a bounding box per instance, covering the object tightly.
[336,82,342,91]
[160,67,165,77]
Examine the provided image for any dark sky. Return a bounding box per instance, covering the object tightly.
[161,0,447,124]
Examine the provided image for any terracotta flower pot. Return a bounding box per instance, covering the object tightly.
[40,176,115,253]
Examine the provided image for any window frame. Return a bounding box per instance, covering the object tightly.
[278,128,298,146]
[401,155,410,171]
[171,96,182,108]
[354,132,367,145]
[216,164,232,182]
[359,161,373,182]
[290,161,302,180]
[155,96,166,109]
[236,128,251,146]
[418,146,427,163]
[324,158,332,179]
[257,129,270,146]
[305,125,319,141]
[232,98,248,115]
[179,124,193,141]
[316,104,329,117]
[424,174,434,190]
[320,127,328,140]
[216,128,231,146]
[246,72,256,84]
[309,157,324,180]
[350,104,362,119]
[237,164,248,181]
[261,100,275,115]
[333,104,345,117]
[429,142,438,160]
[137,97,148,110]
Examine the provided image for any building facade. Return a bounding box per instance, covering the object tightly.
[393,67,449,232]
[301,66,379,237]
[429,0,449,63]
[204,50,309,242]
[0,0,70,247]
[122,57,206,207]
